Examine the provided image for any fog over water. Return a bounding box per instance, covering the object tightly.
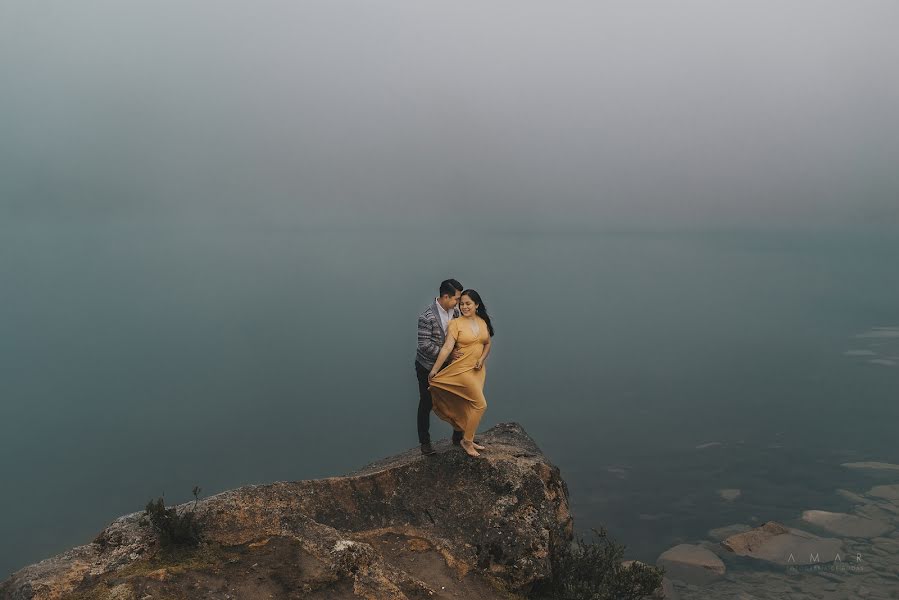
[1,0,898,587]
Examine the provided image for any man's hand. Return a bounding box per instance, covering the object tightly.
[451,348,463,361]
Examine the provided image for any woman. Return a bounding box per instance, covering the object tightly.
[428,289,495,457]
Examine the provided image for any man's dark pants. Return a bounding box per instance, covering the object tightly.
[416,360,464,445]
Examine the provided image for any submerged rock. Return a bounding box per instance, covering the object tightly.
[707,524,752,542]
[0,423,574,600]
[836,488,869,504]
[720,521,843,566]
[694,442,723,450]
[656,544,725,585]
[718,489,741,502]
[851,501,898,523]
[801,510,892,538]
[867,484,899,501]
[841,461,899,472]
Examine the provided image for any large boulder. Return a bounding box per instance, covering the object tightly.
[0,422,573,600]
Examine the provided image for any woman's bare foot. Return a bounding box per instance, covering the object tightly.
[472,442,486,451]
[460,440,481,457]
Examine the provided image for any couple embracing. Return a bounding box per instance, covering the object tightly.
[414,279,495,458]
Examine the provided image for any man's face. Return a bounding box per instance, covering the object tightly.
[440,290,461,311]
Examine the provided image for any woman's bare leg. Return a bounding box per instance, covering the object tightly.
[463,397,487,447]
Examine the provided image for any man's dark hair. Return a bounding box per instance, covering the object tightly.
[439,279,463,297]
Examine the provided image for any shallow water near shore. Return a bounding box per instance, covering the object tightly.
[2,222,898,596]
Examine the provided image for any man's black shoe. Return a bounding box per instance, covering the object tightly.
[421,442,436,455]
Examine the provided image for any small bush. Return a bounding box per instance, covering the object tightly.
[143,486,204,548]
[538,526,665,600]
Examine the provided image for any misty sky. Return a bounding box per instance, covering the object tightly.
[1,1,897,230]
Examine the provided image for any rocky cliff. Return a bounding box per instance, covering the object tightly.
[1,423,573,600]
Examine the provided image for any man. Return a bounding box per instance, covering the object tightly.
[415,278,464,455]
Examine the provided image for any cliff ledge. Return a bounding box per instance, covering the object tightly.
[1,422,573,600]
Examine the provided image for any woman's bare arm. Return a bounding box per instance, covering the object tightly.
[429,329,458,379]
[476,336,491,369]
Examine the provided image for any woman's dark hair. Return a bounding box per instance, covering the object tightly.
[461,289,494,337]
[439,278,464,297]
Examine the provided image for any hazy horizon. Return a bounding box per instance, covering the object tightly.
[2,1,898,231]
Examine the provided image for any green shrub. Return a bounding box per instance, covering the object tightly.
[538,526,665,600]
[143,486,204,548]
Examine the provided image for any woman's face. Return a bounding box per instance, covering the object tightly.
[458,295,478,317]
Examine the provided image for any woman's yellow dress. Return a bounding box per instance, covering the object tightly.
[428,316,489,442]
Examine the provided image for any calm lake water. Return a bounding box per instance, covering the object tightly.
[2,222,897,579]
